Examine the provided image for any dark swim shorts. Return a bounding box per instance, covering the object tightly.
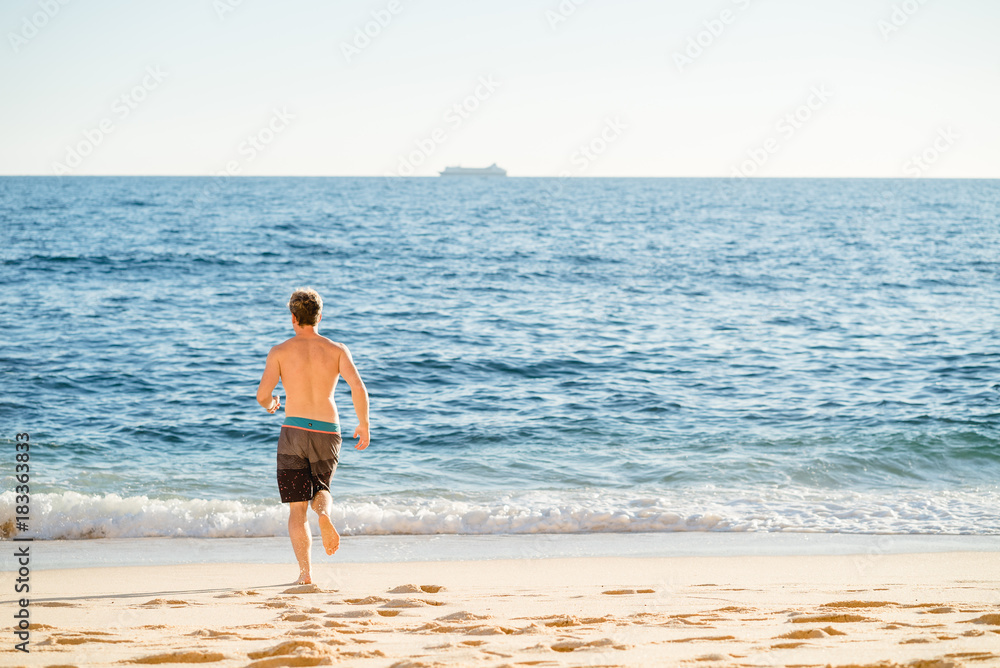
[276,417,342,503]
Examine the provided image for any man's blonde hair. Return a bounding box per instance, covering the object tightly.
[288,288,322,326]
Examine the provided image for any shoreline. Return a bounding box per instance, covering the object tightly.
[5,531,1000,571]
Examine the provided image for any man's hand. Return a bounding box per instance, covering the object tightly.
[256,348,282,414]
[353,423,370,450]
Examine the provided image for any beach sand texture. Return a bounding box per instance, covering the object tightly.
[4,551,1000,667]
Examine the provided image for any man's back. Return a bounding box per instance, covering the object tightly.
[271,334,345,423]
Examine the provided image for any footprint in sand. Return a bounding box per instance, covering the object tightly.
[388,584,446,594]
[551,638,626,652]
[883,622,945,630]
[946,652,998,662]
[189,629,240,640]
[382,598,427,608]
[338,649,385,660]
[779,626,846,639]
[140,599,191,607]
[465,625,519,636]
[789,613,870,624]
[246,640,333,668]
[247,641,331,658]
[280,613,313,622]
[325,610,376,619]
[541,615,612,628]
[215,590,261,598]
[962,614,1000,625]
[668,635,736,643]
[282,584,329,595]
[288,630,324,637]
[381,598,431,609]
[249,657,330,668]
[668,613,711,626]
[602,588,655,595]
[437,611,490,622]
[28,623,55,630]
[34,601,80,607]
[44,634,131,646]
[344,596,388,605]
[127,650,227,664]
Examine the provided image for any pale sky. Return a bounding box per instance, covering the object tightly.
[0,0,997,177]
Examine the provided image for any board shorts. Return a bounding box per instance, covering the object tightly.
[276,417,342,503]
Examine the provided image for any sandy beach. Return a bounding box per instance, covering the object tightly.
[4,548,999,667]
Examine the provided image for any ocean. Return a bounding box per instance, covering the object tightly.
[1,176,998,540]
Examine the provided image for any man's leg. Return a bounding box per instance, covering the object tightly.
[311,490,340,555]
[287,501,312,584]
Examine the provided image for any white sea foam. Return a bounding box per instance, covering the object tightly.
[1,488,998,540]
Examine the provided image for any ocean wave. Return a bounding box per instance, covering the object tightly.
[2,488,998,540]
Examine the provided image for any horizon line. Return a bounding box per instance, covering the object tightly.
[2,174,998,181]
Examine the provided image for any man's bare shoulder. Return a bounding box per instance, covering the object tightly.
[270,337,298,353]
[322,336,348,349]
[320,337,351,355]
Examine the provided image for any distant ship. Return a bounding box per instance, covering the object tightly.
[438,163,507,177]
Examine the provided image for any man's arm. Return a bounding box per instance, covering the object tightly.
[256,348,282,414]
[339,344,370,450]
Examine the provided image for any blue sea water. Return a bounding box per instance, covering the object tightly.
[1,176,998,538]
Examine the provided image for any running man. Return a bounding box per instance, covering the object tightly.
[256,288,370,584]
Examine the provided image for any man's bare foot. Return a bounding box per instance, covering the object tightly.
[296,572,312,585]
[318,514,340,555]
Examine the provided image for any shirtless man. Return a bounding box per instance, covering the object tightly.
[256,288,370,584]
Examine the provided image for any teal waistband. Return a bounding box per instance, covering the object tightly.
[283,417,340,433]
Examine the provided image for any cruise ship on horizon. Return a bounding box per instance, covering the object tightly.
[438,163,507,177]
